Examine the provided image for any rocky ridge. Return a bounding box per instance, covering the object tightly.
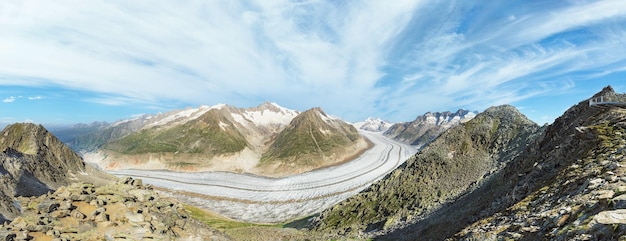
[313,105,541,238]
[455,86,626,240]
[0,123,112,222]
[316,86,626,240]
[384,109,476,147]
[0,177,229,240]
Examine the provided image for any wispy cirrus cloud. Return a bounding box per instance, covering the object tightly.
[0,0,625,123]
[2,96,16,103]
[376,0,626,120]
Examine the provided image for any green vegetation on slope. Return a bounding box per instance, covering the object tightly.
[260,108,361,167]
[184,204,342,241]
[455,95,626,240]
[314,105,541,235]
[105,109,248,155]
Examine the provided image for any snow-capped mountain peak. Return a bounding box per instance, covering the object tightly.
[143,103,227,128]
[231,102,300,127]
[353,117,393,132]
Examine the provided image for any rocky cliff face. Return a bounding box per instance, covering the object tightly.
[0,123,113,222]
[454,86,626,240]
[314,86,626,240]
[384,109,476,147]
[0,177,229,240]
[313,105,540,237]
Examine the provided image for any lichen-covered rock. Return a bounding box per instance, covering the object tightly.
[0,178,230,240]
[454,86,626,240]
[594,210,626,224]
[316,86,626,240]
[314,104,542,237]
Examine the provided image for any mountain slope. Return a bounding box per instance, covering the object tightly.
[453,86,626,240]
[0,178,230,240]
[259,107,369,175]
[313,105,541,237]
[314,86,626,240]
[0,123,113,222]
[60,106,225,152]
[84,103,298,172]
[81,103,368,177]
[384,109,476,147]
[105,108,248,156]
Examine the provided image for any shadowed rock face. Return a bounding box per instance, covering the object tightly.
[0,123,101,222]
[314,86,626,240]
[313,104,541,236]
[450,86,626,240]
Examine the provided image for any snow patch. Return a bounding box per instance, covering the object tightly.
[231,105,299,127]
[318,111,335,123]
[144,104,225,128]
[353,117,393,132]
[218,121,229,131]
[320,128,331,135]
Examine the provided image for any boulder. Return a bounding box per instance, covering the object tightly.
[594,210,626,224]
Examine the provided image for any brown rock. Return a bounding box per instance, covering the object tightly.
[53,187,71,199]
[557,214,571,227]
[94,213,109,222]
[125,212,144,224]
[70,209,86,219]
[593,190,615,200]
[45,229,61,238]
[37,200,60,214]
[50,210,70,219]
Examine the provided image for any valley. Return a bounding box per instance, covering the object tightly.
[108,130,415,223]
[2,87,626,240]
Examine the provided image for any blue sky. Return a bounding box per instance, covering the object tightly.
[1,0,626,126]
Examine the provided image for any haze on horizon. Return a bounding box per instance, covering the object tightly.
[1,0,626,126]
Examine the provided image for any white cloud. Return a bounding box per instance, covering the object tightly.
[0,0,625,123]
[3,96,15,103]
[28,96,42,100]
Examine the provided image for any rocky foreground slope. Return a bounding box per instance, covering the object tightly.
[0,123,112,222]
[0,177,229,240]
[314,86,626,240]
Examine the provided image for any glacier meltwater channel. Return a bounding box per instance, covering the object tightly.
[109,131,415,223]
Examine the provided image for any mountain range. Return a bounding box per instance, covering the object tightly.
[352,117,394,132]
[313,86,626,240]
[59,102,368,177]
[384,109,477,147]
[2,86,626,240]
